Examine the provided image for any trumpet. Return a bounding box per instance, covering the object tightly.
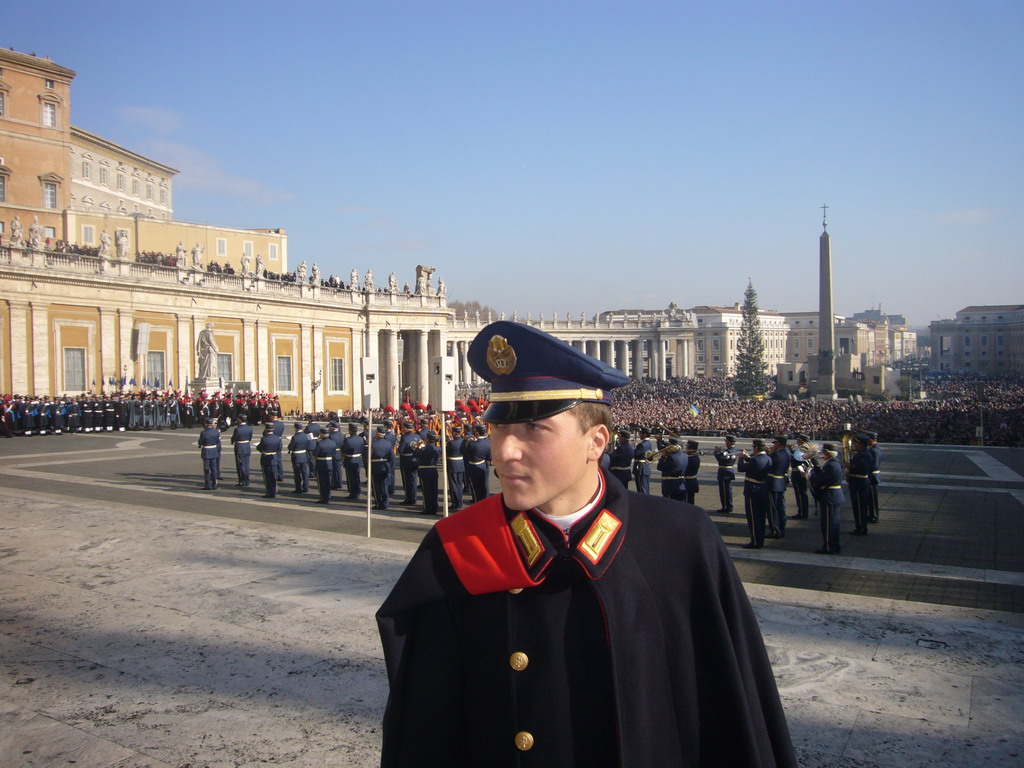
[646,443,682,461]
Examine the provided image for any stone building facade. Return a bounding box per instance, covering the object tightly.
[930,305,1024,375]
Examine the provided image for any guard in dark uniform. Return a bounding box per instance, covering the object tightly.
[328,422,344,490]
[632,428,653,494]
[271,415,285,481]
[446,424,466,510]
[656,438,687,501]
[846,433,874,535]
[413,430,441,515]
[788,433,811,519]
[370,425,393,510]
[288,421,311,493]
[713,435,740,513]
[230,414,253,486]
[377,321,796,768]
[197,418,222,490]
[767,435,792,538]
[738,438,772,548]
[462,423,492,503]
[397,421,420,505]
[683,439,701,505]
[342,423,365,499]
[810,443,845,554]
[866,430,882,523]
[311,431,335,504]
[256,423,282,498]
[608,429,634,489]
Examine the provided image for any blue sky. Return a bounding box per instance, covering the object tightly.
[8,0,1022,328]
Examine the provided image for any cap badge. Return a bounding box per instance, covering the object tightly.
[486,334,517,376]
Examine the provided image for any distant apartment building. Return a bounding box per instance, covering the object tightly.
[930,305,1024,375]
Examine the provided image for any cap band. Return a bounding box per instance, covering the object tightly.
[490,387,604,403]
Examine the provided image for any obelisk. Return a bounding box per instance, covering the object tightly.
[817,204,837,398]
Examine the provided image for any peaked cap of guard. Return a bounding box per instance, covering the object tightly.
[468,321,628,424]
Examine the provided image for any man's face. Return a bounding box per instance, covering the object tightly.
[489,410,608,517]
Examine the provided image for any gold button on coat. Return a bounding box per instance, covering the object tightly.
[508,587,523,594]
[509,651,529,671]
[514,731,535,751]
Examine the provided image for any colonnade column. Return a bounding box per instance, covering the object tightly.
[242,318,256,386]
[600,340,613,366]
[415,330,429,405]
[630,339,643,379]
[8,300,29,394]
[299,322,312,413]
[116,309,134,389]
[255,319,270,392]
[380,328,398,408]
[615,340,629,375]
[98,307,116,391]
[311,324,324,411]
[30,302,49,396]
[176,314,191,388]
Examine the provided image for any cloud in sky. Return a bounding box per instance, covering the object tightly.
[116,106,183,136]
[116,106,293,207]
[144,139,294,207]
[939,208,999,225]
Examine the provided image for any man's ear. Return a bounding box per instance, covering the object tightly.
[588,424,610,461]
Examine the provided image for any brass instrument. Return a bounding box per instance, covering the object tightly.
[646,443,682,461]
[839,426,857,467]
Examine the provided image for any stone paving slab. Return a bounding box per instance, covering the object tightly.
[2,488,1024,767]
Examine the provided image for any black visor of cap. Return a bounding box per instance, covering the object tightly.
[483,398,582,424]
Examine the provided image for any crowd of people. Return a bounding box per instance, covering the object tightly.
[4,373,1023,446]
[610,375,1024,446]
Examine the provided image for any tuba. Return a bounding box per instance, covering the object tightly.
[839,425,857,467]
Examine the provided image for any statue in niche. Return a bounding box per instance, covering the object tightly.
[296,260,308,284]
[311,262,320,285]
[98,230,112,259]
[196,323,218,380]
[240,252,250,275]
[191,243,203,271]
[28,217,44,251]
[437,276,446,297]
[115,230,129,259]
[176,241,188,267]
[255,254,264,278]
[364,269,374,291]
[10,216,24,248]
[388,272,398,293]
[350,269,359,290]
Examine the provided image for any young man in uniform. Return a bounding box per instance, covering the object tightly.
[377,321,795,767]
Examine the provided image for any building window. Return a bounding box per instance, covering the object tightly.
[276,356,293,391]
[43,182,58,209]
[45,78,55,89]
[217,353,233,381]
[268,243,278,261]
[42,101,57,127]
[243,241,253,258]
[0,174,5,203]
[712,338,720,351]
[963,335,971,346]
[0,92,5,117]
[82,225,94,244]
[159,188,167,205]
[216,238,227,256]
[81,161,92,180]
[696,339,705,352]
[117,173,126,191]
[981,336,988,346]
[146,351,166,388]
[997,335,1004,345]
[100,166,110,186]
[330,357,345,391]
[132,178,141,196]
[64,347,86,392]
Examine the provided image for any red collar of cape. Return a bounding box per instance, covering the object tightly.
[435,470,628,595]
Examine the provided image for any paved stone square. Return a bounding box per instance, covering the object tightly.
[1,431,1022,767]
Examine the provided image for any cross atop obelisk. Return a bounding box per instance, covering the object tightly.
[821,202,829,232]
